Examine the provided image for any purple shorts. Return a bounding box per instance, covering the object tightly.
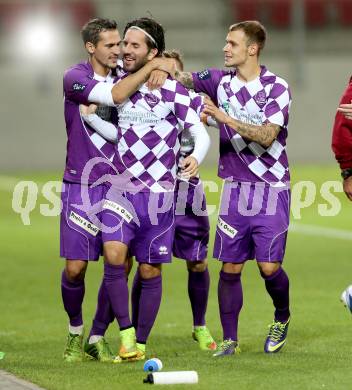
[60,181,106,261]
[213,181,290,263]
[173,179,209,261]
[102,189,175,264]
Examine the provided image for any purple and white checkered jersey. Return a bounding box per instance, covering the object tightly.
[176,92,206,182]
[192,65,292,187]
[63,61,123,184]
[113,76,206,193]
[179,92,204,158]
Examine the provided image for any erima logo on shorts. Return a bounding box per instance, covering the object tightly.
[159,246,168,255]
[103,200,133,223]
[197,69,210,80]
[72,82,86,92]
[69,211,99,236]
[217,217,237,239]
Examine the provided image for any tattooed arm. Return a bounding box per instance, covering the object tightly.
[227,120,280,148]
[203,96,280,148]
[174,70,195,89]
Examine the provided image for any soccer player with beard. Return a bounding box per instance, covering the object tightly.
[170,21,292,356]
[81,17,210,361]
[61,17,172,362]
[83,49,216,352]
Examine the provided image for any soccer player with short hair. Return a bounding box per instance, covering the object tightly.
[82,17,210,361]
[171,20,292,356]
[61,17,172,362]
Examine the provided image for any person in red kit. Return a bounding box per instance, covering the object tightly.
[332,76,352,313]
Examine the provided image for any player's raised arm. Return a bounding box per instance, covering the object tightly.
[88,57,174,106]
[111,57,174,103]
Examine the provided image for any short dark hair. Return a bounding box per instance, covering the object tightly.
[81,18,118,46]
[229,20,266,54]
[124,17,165,56]
[163,49,184,71]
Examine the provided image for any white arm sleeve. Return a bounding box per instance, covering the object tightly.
[88,83,115,106]
[82,114,118,143]
[187,122,211,165]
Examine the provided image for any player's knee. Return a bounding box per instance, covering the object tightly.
[187,260,208,272]
[103,242,127,265]
[258,261,280,277]
[222,262,244,274]
[65,261,87,281]
[139,264,161,279]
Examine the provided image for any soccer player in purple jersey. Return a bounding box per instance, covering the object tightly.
[80,17,210,361]
[170,21,292,356]
[83,49,216,352]
[61,17,173,363]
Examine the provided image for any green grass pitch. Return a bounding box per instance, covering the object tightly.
[0,165,351,389]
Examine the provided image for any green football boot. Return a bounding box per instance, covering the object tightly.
[192,326,217,351]
[114,342,146,363]
[63,333,84,362]
[118,327,137,359]
[84,337,114,362]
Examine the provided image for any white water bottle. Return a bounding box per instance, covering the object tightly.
[143,371,198,385]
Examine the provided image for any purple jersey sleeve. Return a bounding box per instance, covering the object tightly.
[191,68,227,103]
[63,67,99,105]
[263,81,292,128]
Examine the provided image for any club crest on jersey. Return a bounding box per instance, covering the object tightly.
[144,93,160,108]
[197,69,210,80]
[253,90,266,108]
[72,82,86,92]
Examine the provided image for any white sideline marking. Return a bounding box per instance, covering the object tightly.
[0,370,46,389]
[289,223,352,241]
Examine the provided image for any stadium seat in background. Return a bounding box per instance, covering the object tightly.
[334,0,352,26]
[305,0,327,27]
[229,0,294,29]
[232,0,260,21]
[268,0,292,28]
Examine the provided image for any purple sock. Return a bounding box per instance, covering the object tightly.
[218,270,243,341]
[188,269,210,326]
[103,263,131,329]
[131,270,142,329]
[263,267,290,322]
[89,280,114,338]
[61,270,85,327]
[136,275,162,344]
